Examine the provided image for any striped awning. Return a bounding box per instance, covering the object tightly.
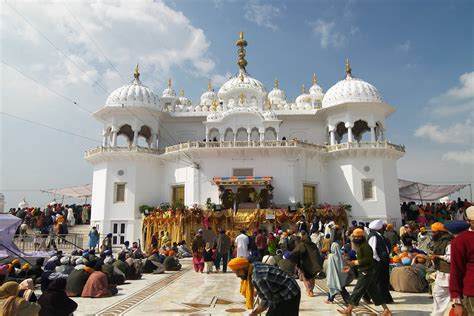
[212,176,272,186]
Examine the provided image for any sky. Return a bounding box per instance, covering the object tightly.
[0,0,473,209]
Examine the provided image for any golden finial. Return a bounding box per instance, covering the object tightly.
[134,63,140,80]
[239,72,244,82]
[312,73,318,85]
[211,98,217,112]
[301,84,306,94]
[239,93,245,105]
[207,79,212,91]
[267,97,271,111]
[236,31,248,72]
[168,78,172,88]
[345,58,352,76]
[180,88,184,97]
[274,78,279,88]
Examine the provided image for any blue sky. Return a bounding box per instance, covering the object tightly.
[0,0,472,209]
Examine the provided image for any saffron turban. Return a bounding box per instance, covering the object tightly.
[392,256,401,263]
[420,227,427,233]
[352,228,364,237]
[11,259,20,266]
[369,219,384,230]
[169,251,175,256]
[466,206,474,220]
[21,263,30,271]
[431,222,446,232]
[386,224,393,230]
[227,258,250,271]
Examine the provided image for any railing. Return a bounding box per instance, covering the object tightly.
[13,233,84,252]
[85,140,404,158]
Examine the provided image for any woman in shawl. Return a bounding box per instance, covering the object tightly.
[18,279,37,303]
[290,231,322,297]
[38,278,77,316]
[0,281,41,316]
[325,242,350,304]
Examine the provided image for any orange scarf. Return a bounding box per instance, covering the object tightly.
[240,264,255,309]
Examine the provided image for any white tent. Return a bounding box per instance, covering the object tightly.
[42,184,92,198]
[398,179,469,202]
[0,214,26,259]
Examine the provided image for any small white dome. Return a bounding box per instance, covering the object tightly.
[322,74,382,108]
[105,76,158,108]
[218,71,266,95]
[268,79,286,104]
[200,79,217,105]
[295,85,311,106]
[309,74,324,100]
[162,78,176,97]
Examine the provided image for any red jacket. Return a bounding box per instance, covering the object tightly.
[450,230,474,299]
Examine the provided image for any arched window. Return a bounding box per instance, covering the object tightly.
[353,120,371,142]
[250,127,260,141]
[236,127,248,141]
[335,122,348,144]
[224,128,234,141]
[264,127,277,140]
[209,128,220,141]
[138,125,152,147]
[117,124,133,147]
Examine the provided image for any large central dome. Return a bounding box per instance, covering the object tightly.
[218,71,266,95]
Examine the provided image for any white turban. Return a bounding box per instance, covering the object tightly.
[369,219,384,230]
[466,206,474,220]
[60,257,70,265]
[75,258,84,265]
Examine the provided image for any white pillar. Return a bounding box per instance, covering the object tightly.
[102,130,108,147]
[276,129,280,141]
[151,134,157,149]
[370,126,376,142]
[247,128,251,142]
[330,130,336,145]
[155,134,160,148]
[205,127,209,142]
[133,129,139,146]
[111,129,118,147]
[381,128,385,141]
[346,123,354,143]
[259,130,264,141]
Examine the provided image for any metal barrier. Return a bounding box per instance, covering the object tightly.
[13,233,84,252]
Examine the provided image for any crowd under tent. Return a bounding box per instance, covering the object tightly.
[398,179,471,203]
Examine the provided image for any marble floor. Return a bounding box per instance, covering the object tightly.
[71,259,434,316]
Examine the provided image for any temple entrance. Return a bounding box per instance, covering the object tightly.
[214,176,273,211]
[237,186,257,209]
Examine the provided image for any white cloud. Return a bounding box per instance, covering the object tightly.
[211,72,232,86]
[309,19,346,49]
[396,40,411,52]
[244,1,282,31]
[427,71,474,117]
[442,149,474,165]
[414,119,473,144]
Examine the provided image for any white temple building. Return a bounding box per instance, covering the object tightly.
[85,32,405,245]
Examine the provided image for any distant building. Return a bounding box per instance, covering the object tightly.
[85,33,405,244]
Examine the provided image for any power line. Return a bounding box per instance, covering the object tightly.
[5,0,110,94]
[0,111,102,143]
[64,4,128,84]
[1,60,95,115]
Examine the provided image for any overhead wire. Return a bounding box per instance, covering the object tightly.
[5,0,110,94]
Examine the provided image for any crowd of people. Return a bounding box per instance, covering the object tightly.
[2,198,473,315]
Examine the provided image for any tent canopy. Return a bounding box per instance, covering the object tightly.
[398,179,468,202]
[0,214,25,259]
[42,184,92,198]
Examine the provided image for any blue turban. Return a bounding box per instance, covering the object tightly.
[444,220,469,235]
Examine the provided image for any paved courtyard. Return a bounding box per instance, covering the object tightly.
[71,259,433,316]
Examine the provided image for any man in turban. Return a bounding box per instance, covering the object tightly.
[367,219,393,304]
[227,257,300,316]
[429,222,453,315]
[337,228,392,315]
[450,206,474,316]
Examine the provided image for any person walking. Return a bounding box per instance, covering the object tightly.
[215,229,231,273]
[337,228,392,315]
[234,229,249,258]
[291,231,322,297]
[228,257,301,316]
[450,206,474,316]
[326,242,350,304]
[88,226,100,251]
[192,229,205,273]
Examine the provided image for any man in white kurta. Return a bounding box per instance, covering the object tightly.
[234,230,249,258]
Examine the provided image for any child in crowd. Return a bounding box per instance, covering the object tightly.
[203,242,214,274]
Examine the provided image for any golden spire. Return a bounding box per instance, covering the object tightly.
[207,78,212,91]
[301,84,306,94]
[180,88,184,97]
[345,58,352,76]
[236,31,248,73]
[167,78,172,88]
[274,78,279,88]
[211,98,217,112]
[239,71,244,82]
[134,63,140,80]
[267,97,271,111]
[312,73,318,85]
[239,92,245,105]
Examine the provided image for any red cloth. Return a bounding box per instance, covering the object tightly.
[81,271,110,298]
[450,230,474,299]
[255,233,267,250]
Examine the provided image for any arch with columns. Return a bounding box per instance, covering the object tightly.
[224,128,234,141]
[209,128,220,141]
[235,127,248,141]
[353,119,371,142]
[264,127,277,140]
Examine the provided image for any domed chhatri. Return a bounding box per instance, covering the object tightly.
[268,79,287,105]
[162,78,176,97]
[322,59,382,108]
[105,64,159,107]
[200,79,217,106]
[309,73,324,99]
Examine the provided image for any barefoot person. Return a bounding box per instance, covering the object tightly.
[337,228,392,315]
[227,257,301,316]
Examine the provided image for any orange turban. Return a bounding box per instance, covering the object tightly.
[163,250,170,256]
[386,224,393,230]
[169,250,175,257]
[392,256,401,263]
[352,228,364,237]
[227,258,250,272]
[21,263,30,271]
[11,259,20,266]
[414,254,427,264]
[393,245,400,254]
[431,222,446,232]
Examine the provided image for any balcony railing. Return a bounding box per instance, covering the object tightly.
[13,233,84,252]
[85,140,404,158]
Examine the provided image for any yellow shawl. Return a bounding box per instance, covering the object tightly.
[240,264,255,309]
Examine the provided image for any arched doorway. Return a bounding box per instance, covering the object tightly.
[237,186,257,209]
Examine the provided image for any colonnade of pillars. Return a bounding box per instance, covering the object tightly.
[205,128,279,142]
[328,124,384,146]
[102,128,159,149]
